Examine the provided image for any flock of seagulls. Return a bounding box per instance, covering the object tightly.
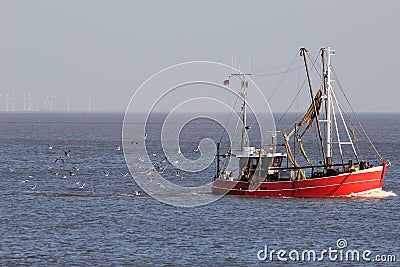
[18,132,202,197]
[18,142,143,197]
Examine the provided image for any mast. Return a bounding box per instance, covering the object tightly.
[300,48,326,164]
[322,47,335,167]
[229,71,250,150]
[240,74,250,150]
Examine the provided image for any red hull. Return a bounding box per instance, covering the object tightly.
[212,163,387,198]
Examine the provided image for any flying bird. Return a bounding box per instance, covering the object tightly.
[63,150,71,157]
[160,157,168,164]
[55,157,65,164]
[78,183,85,189]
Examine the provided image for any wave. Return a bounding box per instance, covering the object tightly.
[348,188,397,199]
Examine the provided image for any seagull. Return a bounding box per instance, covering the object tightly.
[71,182,85,190]
[152,153,157,157]
[133,190,141,196]
[144,133,147,140]
[21,179,29,184]
[158,166,168,174]
[29,184,37,190]
[194,146,200,152]
[55,157,65,164]
[47,144,53,150]
[177,148,181,154]
[78,183,85,189]
[67,170,75,176]
[62,150,71,157]
[160,157,168,164]
[116,146,122,151]
[62,174,67,179]
[28,175,33,179]
[123,172,129,177]
[103,171,109,177]
[173,171,180,177]
[73,166,80,171]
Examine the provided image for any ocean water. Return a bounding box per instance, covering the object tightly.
[0,113,398,266]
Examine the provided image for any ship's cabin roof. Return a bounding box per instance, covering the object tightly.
[234,146,287,158]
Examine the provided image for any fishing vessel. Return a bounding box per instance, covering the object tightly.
[212,47,389,198]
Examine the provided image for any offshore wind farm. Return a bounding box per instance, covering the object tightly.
[0,90,95,112]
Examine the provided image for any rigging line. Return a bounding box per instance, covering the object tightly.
[277,54,321,125]
[330,65,384,162]
[218,78,244,143]
[252,65,303,77]
[244,53,300,134]
[306,51,323,80]
[219,117,241,174]
[267,53,299,101]
[251,57,305,74]
[332,92,372,162]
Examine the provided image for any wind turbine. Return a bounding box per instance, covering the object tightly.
[44,93,50,110]
[88,92,93,113]
[11,90,16,111]
[23,90,26,111]
[5,91,9,112]
[66,93,71,112]
[28,91,32,111]
[49,94,55,112]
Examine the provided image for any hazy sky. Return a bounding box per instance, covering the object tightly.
[0,0,398,113]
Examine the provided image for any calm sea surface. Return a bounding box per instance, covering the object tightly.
[0,113,398,266]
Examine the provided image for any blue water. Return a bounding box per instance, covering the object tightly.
[0,113,398,266]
